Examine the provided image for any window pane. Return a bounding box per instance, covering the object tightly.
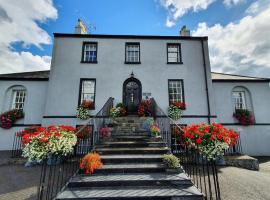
[81,80,95,104]
[233,91,246,109]
[168,80,183,103]
[168,44,180,63]
[11,90,26,110]
[84,43,97,62]
[126,44,140,62]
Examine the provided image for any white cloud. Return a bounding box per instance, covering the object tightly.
[223,0,245,7]
[193,0,270,77]
[160,0,216,27]
[0,0,57,74]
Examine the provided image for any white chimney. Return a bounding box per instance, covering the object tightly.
[180,25,190,36]
[75,19,88,34]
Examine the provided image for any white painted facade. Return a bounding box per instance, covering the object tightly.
[0,33,269,156]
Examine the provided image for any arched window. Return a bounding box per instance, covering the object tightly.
[5,85,27,111]
[232,86,253,111]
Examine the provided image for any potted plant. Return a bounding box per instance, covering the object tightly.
[76,125,92,139]
[233,109,255,125]
[162,154,182,173]
[21,125,77,165]
[138,100,153,117]
[80,152,103,174]
[0,109,24,129]
[181,123,239,160]
[109,103,127,118]
[150,123,161,138]
[168,102,186,120]
[81,100,94,110]
[76,106,89,120]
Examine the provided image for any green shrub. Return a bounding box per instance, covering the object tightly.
[162,154,180,168]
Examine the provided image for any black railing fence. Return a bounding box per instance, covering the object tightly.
[11,132,23,158]
[37,97,114,200]
[152,98,221,200]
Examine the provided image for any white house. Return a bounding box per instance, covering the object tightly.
[0,22,270,156]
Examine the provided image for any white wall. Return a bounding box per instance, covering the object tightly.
[213,81,270,155]
[0,80,48,150]
[43,36,215,125]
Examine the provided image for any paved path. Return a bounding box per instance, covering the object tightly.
[218,157,270,200]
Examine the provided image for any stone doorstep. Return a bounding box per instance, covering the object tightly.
[224,155,259,171]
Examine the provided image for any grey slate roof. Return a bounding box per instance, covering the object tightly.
[0,70,269,82]
[211,72,270,82]
[0,70,50,80]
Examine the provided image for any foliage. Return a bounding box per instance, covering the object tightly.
[142,118,154,131]
[21,125,77,162]
[150,123,160,137]
[76,126,92,139]
[162,154,180,168]
[100,127,110,138]
[233,109,255,126]
[76,106,89,120]
[138,100,153,117]
[80,152,103,174]
[0,109,24,129]
[81,100,94,109]
[109,104,127,118]
[168,102,186,120]
[181,123,239,160]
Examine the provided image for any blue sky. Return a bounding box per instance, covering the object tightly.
[0,0,270,77]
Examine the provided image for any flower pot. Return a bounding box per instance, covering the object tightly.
[47,155,63,165]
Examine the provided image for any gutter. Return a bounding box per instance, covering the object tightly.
[201,40,211,124]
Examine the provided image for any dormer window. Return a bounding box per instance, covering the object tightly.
[81,42,97,63]
[125,43,140,64]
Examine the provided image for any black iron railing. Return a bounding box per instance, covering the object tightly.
[152,98,221,200]
[224,133,242,155]
[37,97,114,200]
[11,132,23,158]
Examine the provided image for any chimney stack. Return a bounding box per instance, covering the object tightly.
[180,25,190,36]
[75,19,88,34]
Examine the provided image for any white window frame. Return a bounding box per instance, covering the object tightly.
[11,90,26,110]
[126,43,140,63]
[80,79,96,104]
[83,43,97,62]
[167,44,181,63]
[232,91,246,110]
[168,80,184,104]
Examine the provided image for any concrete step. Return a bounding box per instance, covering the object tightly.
[68,173,192,188]
[56,185,203,200]
[101,154,164,164]
[96,147,170,155]
[107,136,160,142]
[89,163,166,174]
[97,141,165,148]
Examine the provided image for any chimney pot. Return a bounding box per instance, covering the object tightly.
[75,18,88,34]
[180,25,190,36]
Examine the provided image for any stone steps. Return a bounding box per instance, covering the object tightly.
[96,147,170,155]
[96,141,165,148]
[68,173,192,188]
[56,185,203,200]
[56,116,203,200]
[101,154,164,164]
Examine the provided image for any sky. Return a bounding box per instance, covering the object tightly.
[0,0,270,77]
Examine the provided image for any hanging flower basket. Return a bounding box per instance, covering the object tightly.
[0,109,24,129]
[233,109,255,126]
[181,123,239,160]
[76,106,89,120]
[81,100,94,110]
[168,102,186,120]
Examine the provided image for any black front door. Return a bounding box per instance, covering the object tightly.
[123,79,142,114]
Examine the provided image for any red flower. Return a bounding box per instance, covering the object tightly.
[195,138,202,144]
